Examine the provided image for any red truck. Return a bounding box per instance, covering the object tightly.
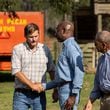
[0,12,44,70]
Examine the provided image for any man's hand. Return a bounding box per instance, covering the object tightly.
[83,100,93,110]
[31,83,44,93]
[64,96,76,110]
[52,88,58,103]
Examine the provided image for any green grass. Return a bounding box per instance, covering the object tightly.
[0,82,14,110]
[78,73,100,110]
[0,73,100,110]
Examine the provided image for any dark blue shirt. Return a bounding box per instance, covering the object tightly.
[90,50,110,100]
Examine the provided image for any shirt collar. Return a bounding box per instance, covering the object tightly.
[24,42,42,51]
[63,37,74,46]
[106,50,110,55]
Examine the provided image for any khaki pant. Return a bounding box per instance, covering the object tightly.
[100,94,110,110]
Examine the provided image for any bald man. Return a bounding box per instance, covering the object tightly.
[43,20,84,110]
[83,31,110,110]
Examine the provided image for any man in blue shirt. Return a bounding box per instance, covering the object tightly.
[84,31,110,110]
[43,21,84,110]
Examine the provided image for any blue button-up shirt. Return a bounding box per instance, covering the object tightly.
[43,37,84,106]
[90,50,110,100]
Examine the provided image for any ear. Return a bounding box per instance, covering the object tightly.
[62,27,70,34]
[103,42,108,50]
[62,28,66,34]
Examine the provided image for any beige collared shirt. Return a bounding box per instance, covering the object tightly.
[11,42,55,88]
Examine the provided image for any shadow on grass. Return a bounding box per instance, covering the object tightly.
[0,71,14,82]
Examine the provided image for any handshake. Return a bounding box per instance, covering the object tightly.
[30,82,58,103]
[31,82,45,93]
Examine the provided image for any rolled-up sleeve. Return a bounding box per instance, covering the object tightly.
[11,47,21,75]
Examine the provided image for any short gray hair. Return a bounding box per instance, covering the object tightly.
[95,30,110,43]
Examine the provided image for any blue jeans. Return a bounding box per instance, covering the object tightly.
[59,84,80,110]
[13,89,46,110]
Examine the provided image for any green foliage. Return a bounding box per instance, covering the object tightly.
[80,0,91,7]
[0,0,91,21]
[48,0,91,14]
[0,0,91,13]
[48,0,75,15]
[31,0,49,11]
[0,0,21,11]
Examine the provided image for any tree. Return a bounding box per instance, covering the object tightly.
[48,0,75,20]
[48,0,91,20]
[0,0,21,18]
